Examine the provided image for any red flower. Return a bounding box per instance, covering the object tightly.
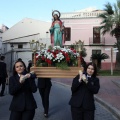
[70,48,76,53]
[35,53,39,61]
[66,57,70,62]
[73,50,76,53]
[52,52,57,58]
[55,50,59,54]
[41,56,45,60]
[46,59,52,64]
[65,53,69,57]
[47,49,51,52]
[61,51,66,56]
[70,48,74,50]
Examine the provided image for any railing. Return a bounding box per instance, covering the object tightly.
[89,37,105,45]
[61,11,105,19]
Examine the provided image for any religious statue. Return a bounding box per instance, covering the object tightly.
[49,10,65,47]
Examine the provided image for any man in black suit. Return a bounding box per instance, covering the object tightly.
[37,78,52,117]
[27,60,32,72]
[0,56,8,96]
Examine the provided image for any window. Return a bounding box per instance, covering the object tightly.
[93,27,100,43]
[64,27,71,41]
[92,50,101,54]
[18,44,23,48]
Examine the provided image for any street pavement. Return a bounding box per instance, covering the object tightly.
[52,76,120,119]
[0,82,118,120]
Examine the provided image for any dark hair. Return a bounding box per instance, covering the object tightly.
[17,58,22,61]
[13,60,27,76]
[85,62,97,77]
[0,56,5,60]
[53,14,60,21]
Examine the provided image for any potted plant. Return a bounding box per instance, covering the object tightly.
[91,53,109,70]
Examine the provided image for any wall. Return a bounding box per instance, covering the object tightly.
[62,18,116,70]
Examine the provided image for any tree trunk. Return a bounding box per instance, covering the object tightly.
[115,38,120,70]
[92,59,98,67]
[115,51,120,70]
[97,60,101,69]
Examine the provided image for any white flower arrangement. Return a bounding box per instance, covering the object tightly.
[36,46,79,68]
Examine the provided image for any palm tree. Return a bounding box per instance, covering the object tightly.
[91,53,109,70]
[99,0,120,69]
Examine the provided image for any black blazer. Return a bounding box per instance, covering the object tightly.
[0,61,8,78]
[27,63,32,72]
[9,74,37,111]
[69,74,100,110]
[37,78,52,88]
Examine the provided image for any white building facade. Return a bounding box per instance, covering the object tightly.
[0,24,9,55]
[1,18,51,72]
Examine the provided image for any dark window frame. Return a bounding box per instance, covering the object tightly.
[64,27,71,41]
[93,26,100,43]
[18,44,23,49]
[92,49,101,54]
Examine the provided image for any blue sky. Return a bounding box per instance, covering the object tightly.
[0,0,116,28]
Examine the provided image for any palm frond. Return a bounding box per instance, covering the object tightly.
[91,53,109,61]
[114,3,120,24]
[114,3,119,15]
[110,28,116,36]
[99,13,107,19]
[101,19,108,24]
[101,21,114,35]
[102,29,108,35]
[117,0,120,9]
[104,2,114,15]
[100,53,110,59]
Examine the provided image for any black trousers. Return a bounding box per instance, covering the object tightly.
[9,109,35,120]
[0,77,6,95]
[38,86,51,114]
[71,107,94,120]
